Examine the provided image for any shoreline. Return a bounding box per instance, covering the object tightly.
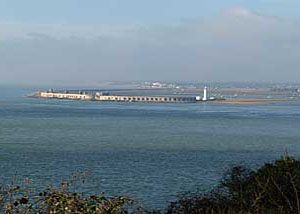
[28,87,300,105]
[213,98,296,104]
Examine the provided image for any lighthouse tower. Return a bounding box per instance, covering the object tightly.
[202,86,208,101]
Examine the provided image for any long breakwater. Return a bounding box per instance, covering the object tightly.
[29,90,297,104]
[29,90,206,103]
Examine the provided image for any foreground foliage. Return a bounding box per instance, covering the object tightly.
[1,154,300,213]
[166,154,300,214]
[0,178,131,214]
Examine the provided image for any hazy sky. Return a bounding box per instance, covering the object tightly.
[1,0,300,85]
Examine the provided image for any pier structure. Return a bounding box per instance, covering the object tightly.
[32,86,213,103]
[94,94,196,103]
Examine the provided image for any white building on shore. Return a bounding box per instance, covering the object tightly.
[39,91,93,100]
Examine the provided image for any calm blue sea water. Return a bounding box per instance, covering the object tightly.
[1,86,300,208]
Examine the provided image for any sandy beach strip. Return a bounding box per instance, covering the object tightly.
[213,98,296,104]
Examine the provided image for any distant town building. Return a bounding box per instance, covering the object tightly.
[40,91,93,100]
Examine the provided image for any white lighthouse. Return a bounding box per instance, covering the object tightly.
[202,86,208,101]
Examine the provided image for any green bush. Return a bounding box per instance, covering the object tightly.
[0,179,131,214]
[167,154,300,214]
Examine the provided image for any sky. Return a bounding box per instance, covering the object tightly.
[0,0,300,85]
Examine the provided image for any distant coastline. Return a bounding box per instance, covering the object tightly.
[28,87,219,103]
[28,87,299,104]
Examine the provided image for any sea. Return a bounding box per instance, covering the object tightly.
[1,85,300,209]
